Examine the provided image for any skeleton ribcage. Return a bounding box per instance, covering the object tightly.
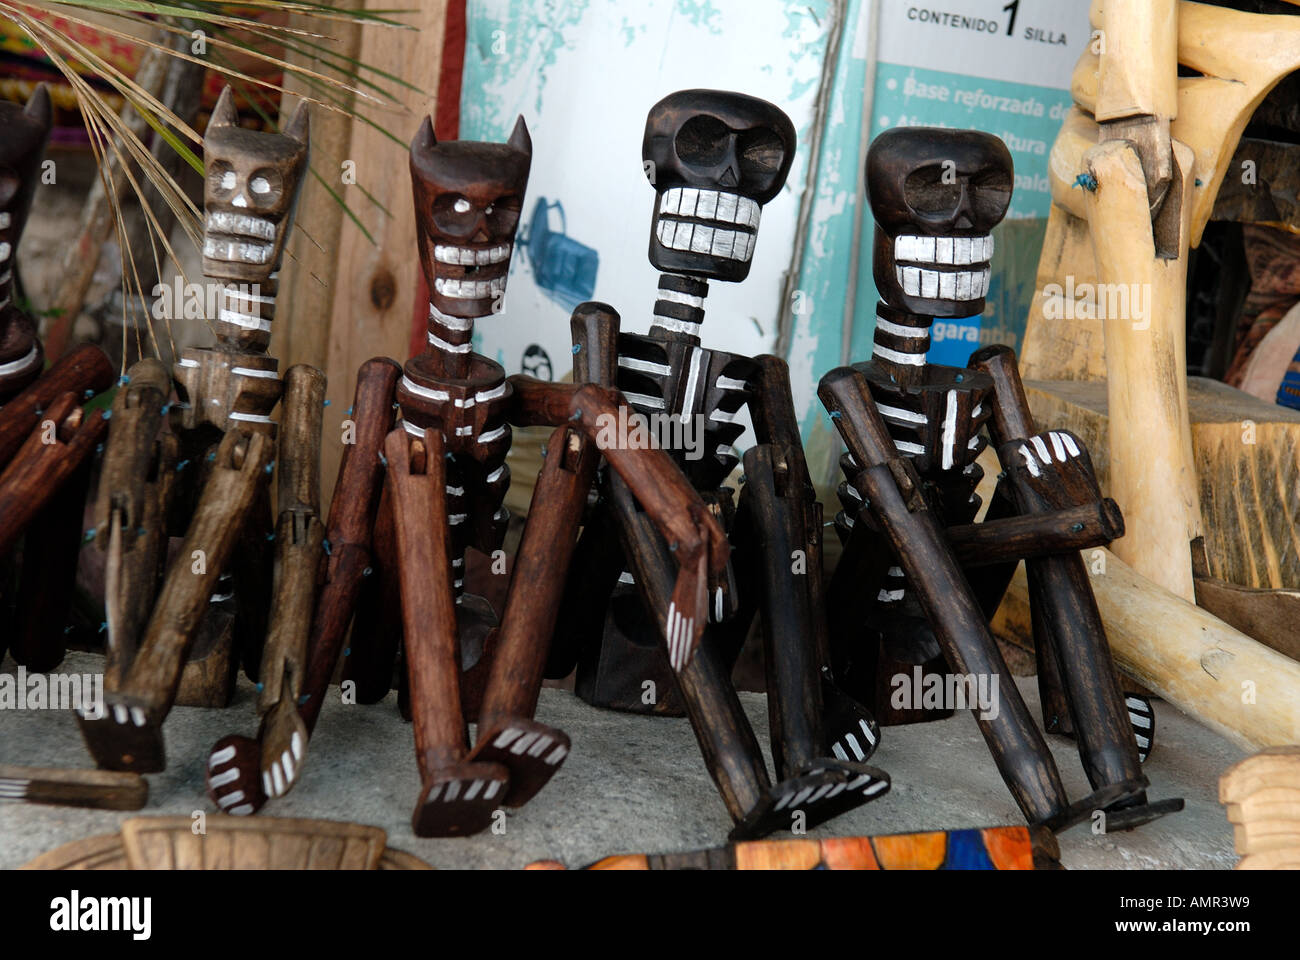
[614,331,758,491]
[835,360,995,604]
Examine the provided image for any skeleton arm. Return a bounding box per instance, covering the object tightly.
[507,375,728,670]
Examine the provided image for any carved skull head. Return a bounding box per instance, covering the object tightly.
[867,127,1012,318]
[202,86,309,283]
[0,85,52,286]
[410,116,531,319]
[642,89,795,283]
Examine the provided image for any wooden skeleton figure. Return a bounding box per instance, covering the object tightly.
[550,90,889,840]
[79,87,311,773]
[820,127,1180,832]
[206,117,730,837]
[0,84,114,671]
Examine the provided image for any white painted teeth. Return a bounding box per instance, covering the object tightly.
[894,234,993,265]
[0,212,10,229]
[656,218,755,261]
[896,265,989,300]
[433,242,512,265]
[434,276,506,299]
[0,242,10,262]
[658,188,759,227]
[203,237,271,265]
[206,211,276,241]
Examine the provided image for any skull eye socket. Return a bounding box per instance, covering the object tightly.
[486,194,522,236]
[675,115,732,168]
[903,164,964,215]
[248,168,282,207]
[970,169,1012,222]
[432,194,479,236]
[739,129,784,177]
[210,160,236,197]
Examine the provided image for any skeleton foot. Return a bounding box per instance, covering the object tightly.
[728,761,891,842]
[1126,694,1155,763]
[206,735,268,816]
[822,675,881,764]
[77,694,166,773]
[412,761,510,837]
[468,717,570,808]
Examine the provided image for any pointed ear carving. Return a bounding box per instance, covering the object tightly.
[412,115,436,154]
[209,85,239,130]
[507,115,531,156]
[284,99,310,144]
[24,83,52,130]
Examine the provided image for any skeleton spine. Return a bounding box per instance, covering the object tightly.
[650,273,708,340]
[871,300,931,386]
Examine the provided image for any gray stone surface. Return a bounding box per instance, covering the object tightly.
[0,652,1243,869]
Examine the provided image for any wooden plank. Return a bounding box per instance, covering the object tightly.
[991,549,1300,752]
[277,1,448,508]
[1024,376,1300,593]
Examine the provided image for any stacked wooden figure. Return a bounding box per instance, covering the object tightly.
[0,82,1186,850]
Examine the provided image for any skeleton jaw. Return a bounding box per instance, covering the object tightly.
[893,233,994,302]
[434,276,507,300]
[434,242,512,266]
[655,188,761,262]
[203,211,279,266]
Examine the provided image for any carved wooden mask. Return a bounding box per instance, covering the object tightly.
[409,115,531,319]
[867,127,1012,319]
[202,86,309,283]
[642,89,795,283]
[0,85,52,284]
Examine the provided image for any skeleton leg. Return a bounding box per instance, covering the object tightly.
[81,428,273,772]
[206,358,398,815]
[821,366,1075,826]
[971,345,1182,829]
[464,423,596,806]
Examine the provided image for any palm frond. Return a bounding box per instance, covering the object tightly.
[0,0,423,370]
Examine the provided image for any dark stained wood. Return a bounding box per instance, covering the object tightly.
[0,344,113,468]
[0,765,147,811]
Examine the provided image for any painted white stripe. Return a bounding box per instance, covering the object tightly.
[656,287,705,309]
[177,358,199,368]
[218,309,272,332]
[401,376,450,402]
[209,768,240,788]
[623,391,665,410]
[895,440,925,455]
[428,331,472,353]
[228,804,254,815]
[217,790,245,809]
[228,412,275,424]
[877,402,926,424]
[859,719,877,746]
[232,366,278,379]
[478,425,507,444]
[681,346,704,419]
[618,356,672,376]
[716,375,748,391]
[486,465,506,484]
[874,315,929,339]
[1030,435,1051,463]
[0,345,39,377]
[941,389,958,471]
[429,302,474,332]
[844,733,865,760]
[209,745,236,767]
[651,316,701,336]
[1049,432,1066,462]
[1019,444,1041,477]
[1061,433,1081,457]
[873,343,926,366]
[476,383,508,403]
